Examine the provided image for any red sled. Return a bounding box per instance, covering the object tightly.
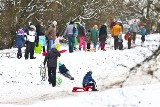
[42,50,67,56]
[59,49,67,53]
[72,86,92,92]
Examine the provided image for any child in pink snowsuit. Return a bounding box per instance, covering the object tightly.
[78,25,86,50]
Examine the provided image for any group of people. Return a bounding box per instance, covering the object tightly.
[15,18,148,91]
[111,19,147,50]
[62,21,108,53]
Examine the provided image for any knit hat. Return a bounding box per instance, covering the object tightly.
[51,44,56,49]
[117,20,122,23]
[52,21,57,26]
[29,21,33,25]
[93,25,98,29]
[18,29,24,34]
[87,71,92,74]
[58,62,63,67]
[30,25,36,30]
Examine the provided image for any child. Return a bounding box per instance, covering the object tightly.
[140,26,147,46]
[58,62,74,80]
[124,28,132,49]
[82,71,98,91]
[54,33,64,51]
[118,34,123,50]
[85,30,91,51]
[16,29,25,59]
[44,44,61,87]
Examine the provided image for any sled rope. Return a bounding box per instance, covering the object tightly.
[39,63,47,81]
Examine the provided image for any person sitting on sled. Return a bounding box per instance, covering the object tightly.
[58,62,74,80]
[82,71,98,91]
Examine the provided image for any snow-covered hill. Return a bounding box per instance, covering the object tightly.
[0,34,160,107]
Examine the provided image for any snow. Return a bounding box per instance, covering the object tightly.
[0,33,160,107]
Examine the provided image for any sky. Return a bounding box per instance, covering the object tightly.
[0,33,160,107]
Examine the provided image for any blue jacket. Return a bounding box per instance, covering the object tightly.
[82,72,95,85]
[59,64,69,74]
[16,33,24,48]
[140,27,147,36]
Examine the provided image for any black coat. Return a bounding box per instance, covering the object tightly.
[99,25,107,42]
[36,23,44,36]
[44,48,61,67]
[78,25,85,36]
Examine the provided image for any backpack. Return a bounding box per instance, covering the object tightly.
[124,32,131,41]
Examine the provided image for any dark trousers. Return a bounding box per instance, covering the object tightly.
[132,32,136,42]
[17,47,22,59]
[68,34,75,53]
[48,67,57,87]
[87,43,91,50]
[25,41,35,59]
[43,46,45,52]
[83,83,96,90]
[113,36,119,50]
[118,42,123,50]
[141,35,145,42]
[128,38,131,49]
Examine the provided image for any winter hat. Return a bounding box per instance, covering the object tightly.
[87,71,92,74]
[51,44,56,49]
[93,25,98,29]
[117,20,122,23]
[30,25,36,30]
[29,21,33,25]
[52,21,57,26]
[58,62,63,67]
[18,29,24,34]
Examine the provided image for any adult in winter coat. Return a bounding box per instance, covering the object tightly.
[16,29,25,59]
[140,26,147,44]
[44,44,61,87]
[82,71,98,91]
[99,25,107,51]
[117,21,123,32]
[36,19,45,52]
[130,20,139,44]
[111,22,122,50]
[46,21,57,51]
[63,21,75,53]
[78,24,86,51]
[25,25,37,59]
[90,25,99,51]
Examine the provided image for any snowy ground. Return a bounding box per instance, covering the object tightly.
[0,34,160,107]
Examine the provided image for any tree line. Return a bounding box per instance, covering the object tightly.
[0,0,160,49]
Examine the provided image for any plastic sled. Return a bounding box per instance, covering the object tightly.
[59,49,67,53]
[72,86,92,92]
[34,42,42,54]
